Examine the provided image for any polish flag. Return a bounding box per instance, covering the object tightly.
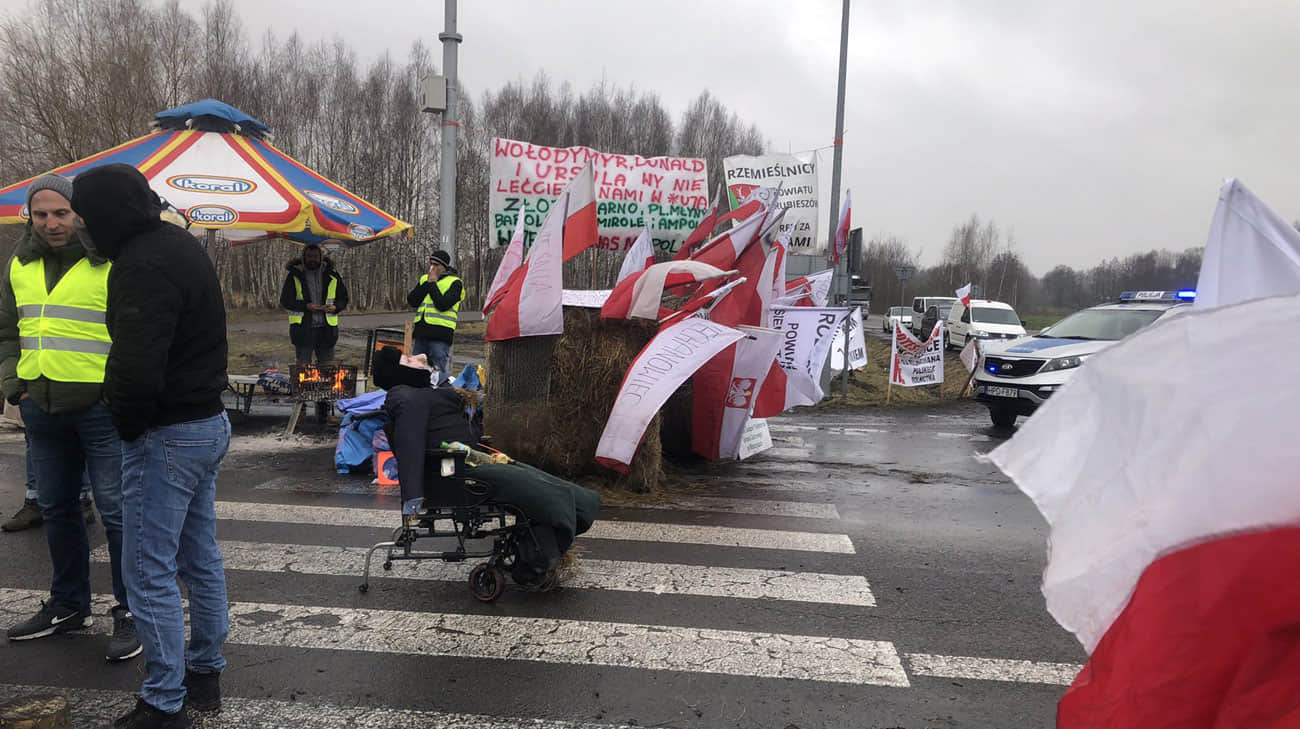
[831,189,851,264]
[616,226,657,285]
[600,260,730,321]
[484,189,565,341]
[483,212,526,313]
[672,184,721,261]
[955,282,972,308]
[690,208,765,270]
[987,180,1300,729]
[561,161,598,262]
[778,268,834,307]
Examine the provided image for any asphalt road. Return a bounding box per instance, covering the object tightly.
[0,400,1081,729]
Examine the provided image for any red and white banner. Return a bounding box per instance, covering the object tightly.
[959,337,979,373]
[988,293,1300,729]
[830,307,868,373]
[483,212,526,313]
[753,306,849,412]
[600,260,729,321]
[490,138,708,254]
[778,268,834,307]
[722,154,820,252]
[889,321,944,386]
[715,326,783,460]
[690,207,765,271]
[616,226,656,285]
[484,184,566,341]
[955,282,972,308]
[595,317,745,473]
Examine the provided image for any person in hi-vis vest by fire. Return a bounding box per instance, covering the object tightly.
[279,243,349,365]
[406,249,464,385]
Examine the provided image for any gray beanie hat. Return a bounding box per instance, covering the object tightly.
[25,173,74,210]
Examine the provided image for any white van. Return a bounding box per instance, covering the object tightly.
[945,299,1026,350]
[910,296,957,336]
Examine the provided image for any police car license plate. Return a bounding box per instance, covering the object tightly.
[982,385,1018,398]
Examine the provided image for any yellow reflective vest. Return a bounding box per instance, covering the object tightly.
[10,256,112,383]
[414,274,464,331]
[288,276,340,327]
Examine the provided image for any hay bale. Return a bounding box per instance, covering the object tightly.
[485,308,662,492]
[0,694,69,729]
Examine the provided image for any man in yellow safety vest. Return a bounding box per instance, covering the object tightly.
[0,173,140,662]
[279,243,349,365]
[406,249,464,384]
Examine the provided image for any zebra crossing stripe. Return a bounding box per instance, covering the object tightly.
[93,540,875,606]
[251,478,838,519]
[904,653,1081,686]
[0,684,639,729]
[0,588,908,687]
[212,501,857,554]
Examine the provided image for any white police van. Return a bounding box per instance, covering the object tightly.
[973,290,1195,428]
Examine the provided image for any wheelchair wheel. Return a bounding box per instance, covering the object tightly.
[469,563,505,602]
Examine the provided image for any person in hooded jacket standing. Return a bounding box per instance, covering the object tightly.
[280,243,348,366]
[71,163,229,729]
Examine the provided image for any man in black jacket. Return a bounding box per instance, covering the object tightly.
[406,249,463,384]
[279,243,348,365]
[71,164,229,729]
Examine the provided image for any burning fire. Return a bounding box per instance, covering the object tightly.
[295,365,350,393]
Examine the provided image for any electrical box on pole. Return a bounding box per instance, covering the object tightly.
[419,75,447,113]
[847,228,862,274]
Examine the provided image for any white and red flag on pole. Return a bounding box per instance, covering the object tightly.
[751,305,849,415]
[987,181,1300,728]
[672,183,721,261]
[778,268,834,307]
[831,189,850,264]
[561,161,598,262]
[483,211,526,313]
[484,188,565,341]
[689,207,765,271]
[595,317,745,473]
[616,225,657,285]
[955,282,972,308]
[600,260,731,321]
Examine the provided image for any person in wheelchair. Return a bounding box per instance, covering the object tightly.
[369,347,599,592]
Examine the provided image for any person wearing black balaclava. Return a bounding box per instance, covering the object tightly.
[279,243,349,365]
[70,163,229,729]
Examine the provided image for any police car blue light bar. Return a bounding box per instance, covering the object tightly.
[1118,291,1195,302]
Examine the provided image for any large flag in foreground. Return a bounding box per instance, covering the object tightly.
[483,212,526,312]
[987,294,1300,728]
[1195,177,1300,309]
[484,187,566,341]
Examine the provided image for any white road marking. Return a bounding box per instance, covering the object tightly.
[254,475,401,496]
[0,589,907,686]
[904,653,1082,686]
[213,501,857,554]
[93,541,874,606]
[0,684,639,729]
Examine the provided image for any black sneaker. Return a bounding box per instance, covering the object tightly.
[110,697,189,729]
[6,600,92,641]
[107,606,142,661]
[183,670,221,712]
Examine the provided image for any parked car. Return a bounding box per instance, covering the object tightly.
[945,299,1026,350]
[883,306,912,332]
[973,290,1195,428]
[919,304,952,339]
[910,296,957,336]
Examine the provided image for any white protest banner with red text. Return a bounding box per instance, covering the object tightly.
[756,306,850,410]
[890,321,944,386]
[723,153,819,253]
[596,318,745,473]
[490,138,708,255]
[830,307,868,373]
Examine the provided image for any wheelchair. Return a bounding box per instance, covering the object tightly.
[358,447,540,602]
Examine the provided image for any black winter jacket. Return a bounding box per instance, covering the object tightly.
[280,255,349,326]
[70,164,228,442]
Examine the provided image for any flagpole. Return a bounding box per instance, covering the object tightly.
[827,0,851,399]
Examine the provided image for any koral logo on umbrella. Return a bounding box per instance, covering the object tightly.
[166,175,256,195]
[305,190,360,215]
[186,205,238,226]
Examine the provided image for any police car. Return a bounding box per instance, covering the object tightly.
[973,290,1195,428]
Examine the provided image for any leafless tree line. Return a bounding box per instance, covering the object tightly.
[0,0,766,310]
[857,216,1202,314]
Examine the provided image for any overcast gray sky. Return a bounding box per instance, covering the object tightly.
[15,0,1300,274]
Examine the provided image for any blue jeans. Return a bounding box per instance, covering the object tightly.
[20,399,126,611]
[121,413,230,713]
[25,430,93,500]
[412,338,452,383]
